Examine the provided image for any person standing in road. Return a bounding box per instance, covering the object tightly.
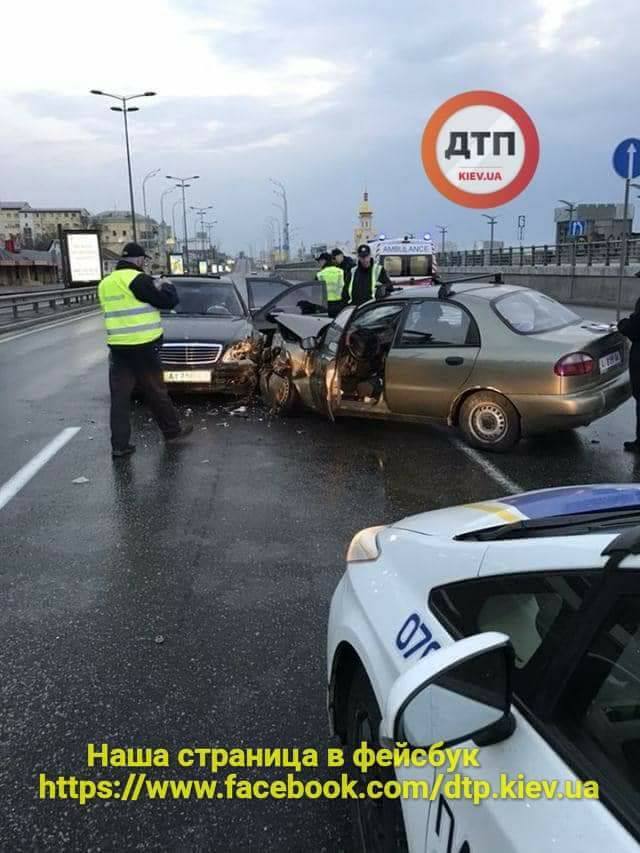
[343,243,393,306]
[618,299,640,452]
[331,247,355,290]
[98,243,193,458]
[316,252,345,318]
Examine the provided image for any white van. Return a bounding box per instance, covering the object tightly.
[368,234,436,285]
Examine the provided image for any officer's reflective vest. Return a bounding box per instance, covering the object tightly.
[347,261,381,302]
[316,265,345,302]
[98,267,163,346]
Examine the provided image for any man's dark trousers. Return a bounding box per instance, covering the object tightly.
[109,340,180,451]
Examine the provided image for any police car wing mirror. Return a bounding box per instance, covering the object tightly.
[300,336,318,351]
[379,632,514,750]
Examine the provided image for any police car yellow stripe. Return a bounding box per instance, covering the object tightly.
[463,501,524,523]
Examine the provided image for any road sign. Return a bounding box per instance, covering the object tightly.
[613,138,640,179]
[568,220,586,237]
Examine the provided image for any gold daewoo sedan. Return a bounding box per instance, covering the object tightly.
[259,280,631,452]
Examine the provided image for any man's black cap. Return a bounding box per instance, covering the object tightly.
[357,243,371,257]
[316,251,331,263]
[122,242,150,259]
[331,248,344,257]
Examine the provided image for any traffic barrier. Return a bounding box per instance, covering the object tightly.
[0,286,98,327]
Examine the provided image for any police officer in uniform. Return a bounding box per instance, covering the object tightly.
[343,243,393,306]
[331,247,355,290]
[316,252,345,317]
[97,243,193,458]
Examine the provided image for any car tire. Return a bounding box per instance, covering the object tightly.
[259,367,300,415]
[459,390,520,452]
[345,666,409,853]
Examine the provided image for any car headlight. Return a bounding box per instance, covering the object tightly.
[346,526,386,563]
[222,339,256,362]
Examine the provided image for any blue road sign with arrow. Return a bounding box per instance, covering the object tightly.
[613,138,640,179]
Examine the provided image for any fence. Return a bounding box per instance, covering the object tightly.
[0,286,98,324]
[437,239,640,269]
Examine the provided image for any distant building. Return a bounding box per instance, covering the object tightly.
[353,190,376,249]
[554,203,636,244]
[93,210,164,269]
[0,202,89,249]
[0,246,58,287]
[473,240,504,251]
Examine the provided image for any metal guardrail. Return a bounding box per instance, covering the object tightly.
[437,239,640,269]
[0,286,98,321]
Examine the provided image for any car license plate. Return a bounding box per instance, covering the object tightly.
[599,351,622,374]
[163,370,211,383]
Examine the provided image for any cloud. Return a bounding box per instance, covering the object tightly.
[0,0,637,253]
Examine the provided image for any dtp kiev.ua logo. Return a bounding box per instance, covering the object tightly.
[421,91,539,208]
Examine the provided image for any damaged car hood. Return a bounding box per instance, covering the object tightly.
[161,314,254,345]
[272,313,334,341]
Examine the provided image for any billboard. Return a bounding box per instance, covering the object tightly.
[198,261,208,275]
[64,230,102,284]
[169,254,184,275]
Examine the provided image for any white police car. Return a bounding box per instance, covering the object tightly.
[327,485,640,852]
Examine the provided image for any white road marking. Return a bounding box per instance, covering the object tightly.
[0,427,81,511]
[450,438,523,495]
[0,311,100,345]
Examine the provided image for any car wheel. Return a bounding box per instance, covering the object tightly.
[459,390,520,452]
[345,666,409,853]
[259,368,300,415]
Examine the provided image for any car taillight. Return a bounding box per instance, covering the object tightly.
[554,353,594,376]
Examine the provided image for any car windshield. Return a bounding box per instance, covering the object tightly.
[493,291,581,335]
[165,280,245,317]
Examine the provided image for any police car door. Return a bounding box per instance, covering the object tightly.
[423,547,639,853]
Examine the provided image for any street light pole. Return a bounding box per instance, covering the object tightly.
[436,224,448,255]
[270,178,289,261]
[90,89,156,243]
[204,220,217,264]
[191,205,213,258]
[167,175,200,272]
[482,215,497,264]
[171,199,182,250]
[559,199,577,299]
[142,168,160,223]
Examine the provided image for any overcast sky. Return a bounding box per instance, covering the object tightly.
[0,0,637,254]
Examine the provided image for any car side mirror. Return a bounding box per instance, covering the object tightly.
[265,308,284,322]
[301,336,318,351]
[380,632,514,749]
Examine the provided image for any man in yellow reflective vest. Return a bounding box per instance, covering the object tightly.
[315,252,345,317]
[343,243,393,306]
[98,243,192,458]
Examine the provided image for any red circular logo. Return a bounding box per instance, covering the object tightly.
[421,91,540,208]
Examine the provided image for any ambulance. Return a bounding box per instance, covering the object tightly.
[367,233,437,285]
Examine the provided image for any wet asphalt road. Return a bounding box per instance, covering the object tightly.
[0,307,639,852]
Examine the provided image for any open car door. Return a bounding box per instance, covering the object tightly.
[250,280,328,336]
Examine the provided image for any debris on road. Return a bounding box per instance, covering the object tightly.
[231,406,249,418]
[72,476,90,485]
[154,635,165,645]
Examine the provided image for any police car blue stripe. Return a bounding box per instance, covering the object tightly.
[500,485,640,518]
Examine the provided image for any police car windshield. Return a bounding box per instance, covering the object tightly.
[165,280,244,317]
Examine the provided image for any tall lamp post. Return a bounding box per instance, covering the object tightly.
[167,175,199,271]
[482,214,498,264]
[559,199,577,298]
[171,199,182,251]
[204,220,217,263]
[90,89,156,243]
[270,178,289,261]
[436,224,448,255]
[191,205,213,256]
[142,168,160,223]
